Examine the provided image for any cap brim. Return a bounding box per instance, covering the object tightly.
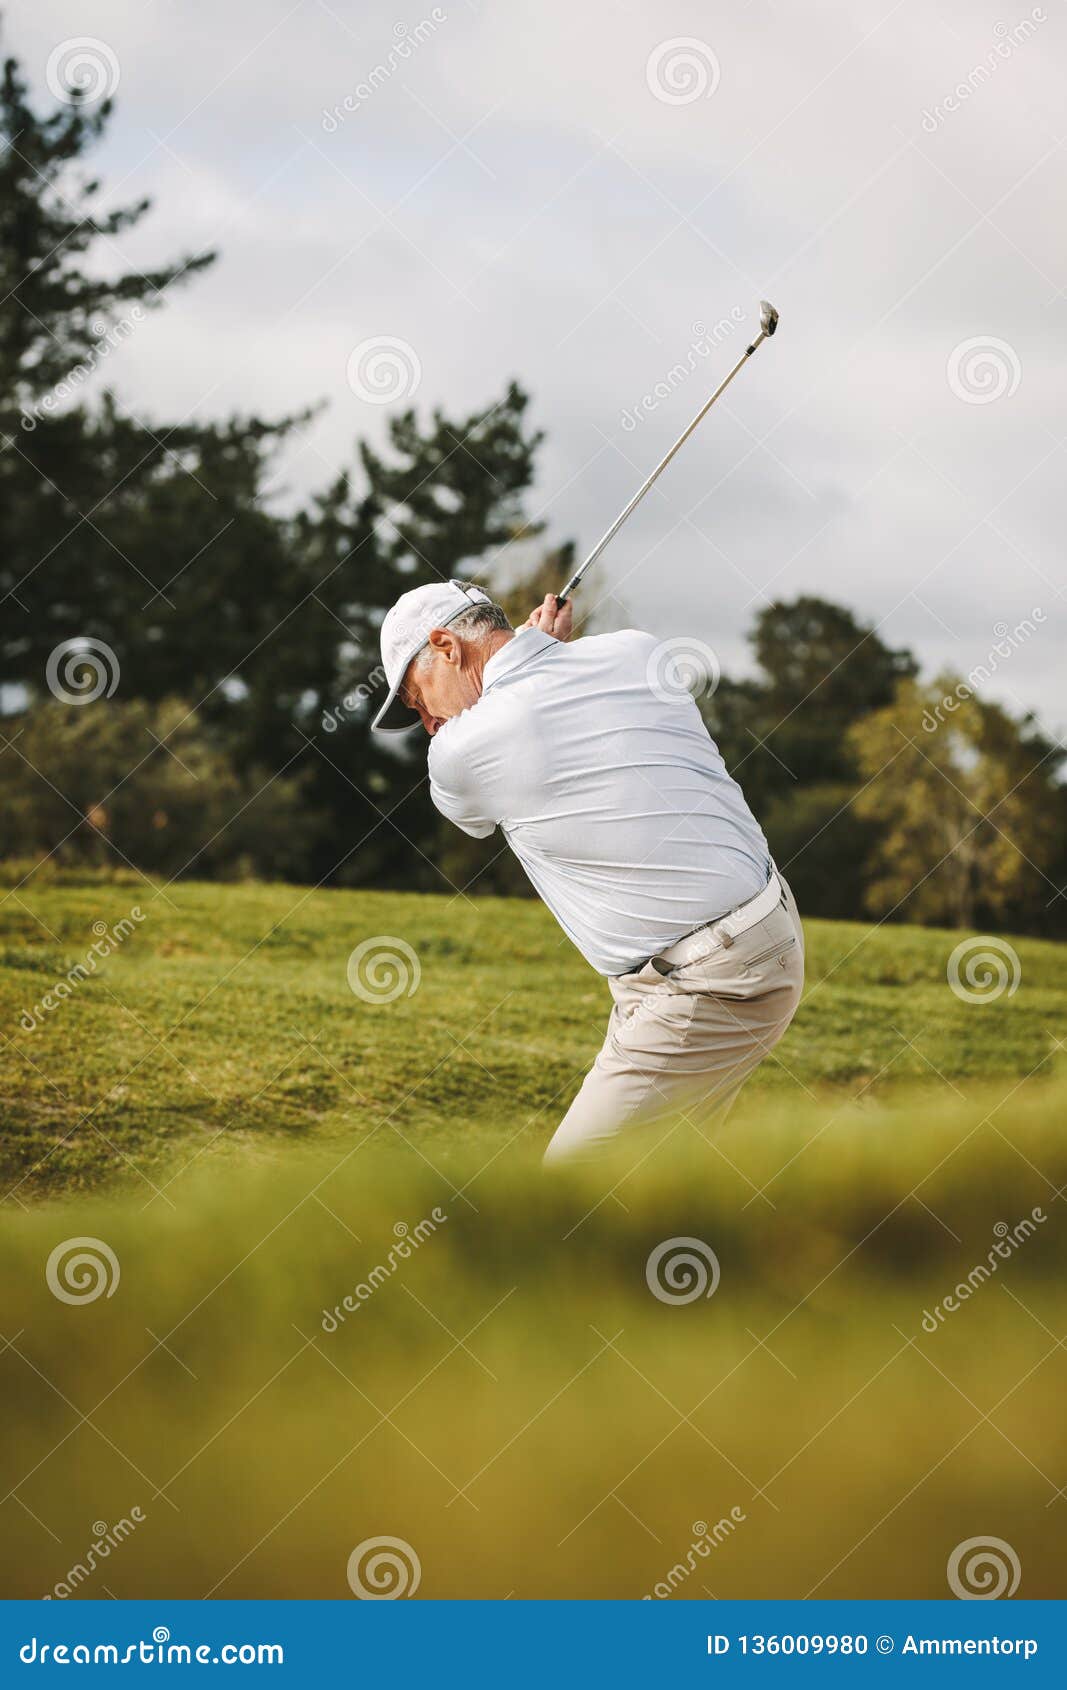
[371,678,422,733]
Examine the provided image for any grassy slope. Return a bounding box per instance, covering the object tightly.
[2,879,1064,1599]
[1,876,1064,1201]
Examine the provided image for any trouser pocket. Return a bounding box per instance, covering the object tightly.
[744,933,797,970]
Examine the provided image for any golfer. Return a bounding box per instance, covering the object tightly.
[372,579,804,1165]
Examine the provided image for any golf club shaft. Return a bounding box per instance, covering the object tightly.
[556,320,774,610]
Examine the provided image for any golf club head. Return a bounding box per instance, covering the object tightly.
[759,300,779,337]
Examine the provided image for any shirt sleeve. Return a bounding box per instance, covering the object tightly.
[428,732,497,839]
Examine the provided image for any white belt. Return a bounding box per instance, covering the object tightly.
[649,872,784,972]
[710,870,784,947]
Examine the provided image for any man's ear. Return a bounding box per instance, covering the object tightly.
[427,627,461,666]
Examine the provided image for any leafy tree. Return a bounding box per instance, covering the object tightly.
[761,783,880,922]
[706,596,917,810]
[753,596,916,721]
[848,677,1063,928]
[698,597,927,922]
[0,698,317,879]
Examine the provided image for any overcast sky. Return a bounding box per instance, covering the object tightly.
[11,0,1066,732]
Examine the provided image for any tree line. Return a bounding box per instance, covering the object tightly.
[1,38,1063,933]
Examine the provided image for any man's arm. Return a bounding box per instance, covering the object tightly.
[428,735,496,839]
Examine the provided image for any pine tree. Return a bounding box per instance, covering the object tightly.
[0,41,316,731]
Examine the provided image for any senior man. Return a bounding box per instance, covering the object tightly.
[371,578,803,1165]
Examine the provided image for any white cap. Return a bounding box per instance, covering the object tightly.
[372,578,493,732]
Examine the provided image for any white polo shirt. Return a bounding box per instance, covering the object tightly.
[428,627,769,977]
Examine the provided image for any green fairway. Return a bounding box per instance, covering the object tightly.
[1,875,1064,1201]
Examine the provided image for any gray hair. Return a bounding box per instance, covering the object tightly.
[412,599,511,672]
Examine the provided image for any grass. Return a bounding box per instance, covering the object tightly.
[1,874,1065,1598]
[1,874,1064,1200]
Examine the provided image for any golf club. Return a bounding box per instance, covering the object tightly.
[555,300,779,609]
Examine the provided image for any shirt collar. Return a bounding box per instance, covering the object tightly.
[482,627,557,695]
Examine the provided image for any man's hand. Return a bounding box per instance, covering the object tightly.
[523,593,573,641]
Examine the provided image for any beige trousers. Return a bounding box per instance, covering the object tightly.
[543,877,804,1167]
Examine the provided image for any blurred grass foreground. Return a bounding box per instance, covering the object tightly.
[1,879,1065,1597]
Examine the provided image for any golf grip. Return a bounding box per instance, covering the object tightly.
[555,324,771,610]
